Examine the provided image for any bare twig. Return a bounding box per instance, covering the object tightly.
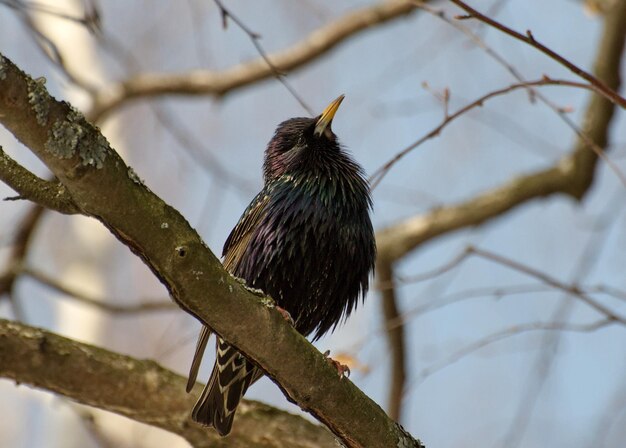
[384,284,554,333]
[0,205,45,320]
[377,247,472,291]
[499,185,625,448]
[410,318,614,388]
[448,0,626,109]
[347,278,626,360]
[0,147,77,320]
[380,247,626,334]
[468,246,625,324]
[212,0,313,115]
[414,0,611,171]
[369,77,626,188]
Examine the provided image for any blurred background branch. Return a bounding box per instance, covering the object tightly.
[375,0,625,425]
[0,318,337,448]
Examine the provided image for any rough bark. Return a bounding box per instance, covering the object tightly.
[0,318,337,448]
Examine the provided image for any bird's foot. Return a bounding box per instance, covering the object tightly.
[323,350,351,379]
[275,306,294,326]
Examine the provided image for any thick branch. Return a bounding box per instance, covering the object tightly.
[377,162,573,261]
[89,1,419,121]
[0,55,423,448]
[0,318,336,448]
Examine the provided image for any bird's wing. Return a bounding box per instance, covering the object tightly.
[222,191,270,273]
[186,325,212,393]
[187,192,269,393]
[189,191,270,431]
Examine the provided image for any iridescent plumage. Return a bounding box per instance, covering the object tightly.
[187,96,376,435]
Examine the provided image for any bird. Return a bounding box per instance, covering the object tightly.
[186,95,376,436]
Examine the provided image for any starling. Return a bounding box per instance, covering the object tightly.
[186,95,376,436]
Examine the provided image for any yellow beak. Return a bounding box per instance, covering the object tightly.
[314,94,345,136]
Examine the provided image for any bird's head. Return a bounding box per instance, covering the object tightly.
[263,95,345,181]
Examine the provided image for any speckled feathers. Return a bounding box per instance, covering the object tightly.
[230,115,375,338]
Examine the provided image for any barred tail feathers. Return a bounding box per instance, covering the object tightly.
[191,338,257,436]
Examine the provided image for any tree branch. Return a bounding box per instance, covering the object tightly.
[88,0,420,121]
[369,78,624,188]
[0,204,45,320]
[412,318,615,388]
[19,266,176,314]
[377,260,406,422]
[0,146,79,213]
[0,318,337,448]
[468,246,626,323]
[377,0,626,260]
[211,0,313,115]
[373,0,626,423]
[0,54,423,448]
[448,0,626,109]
